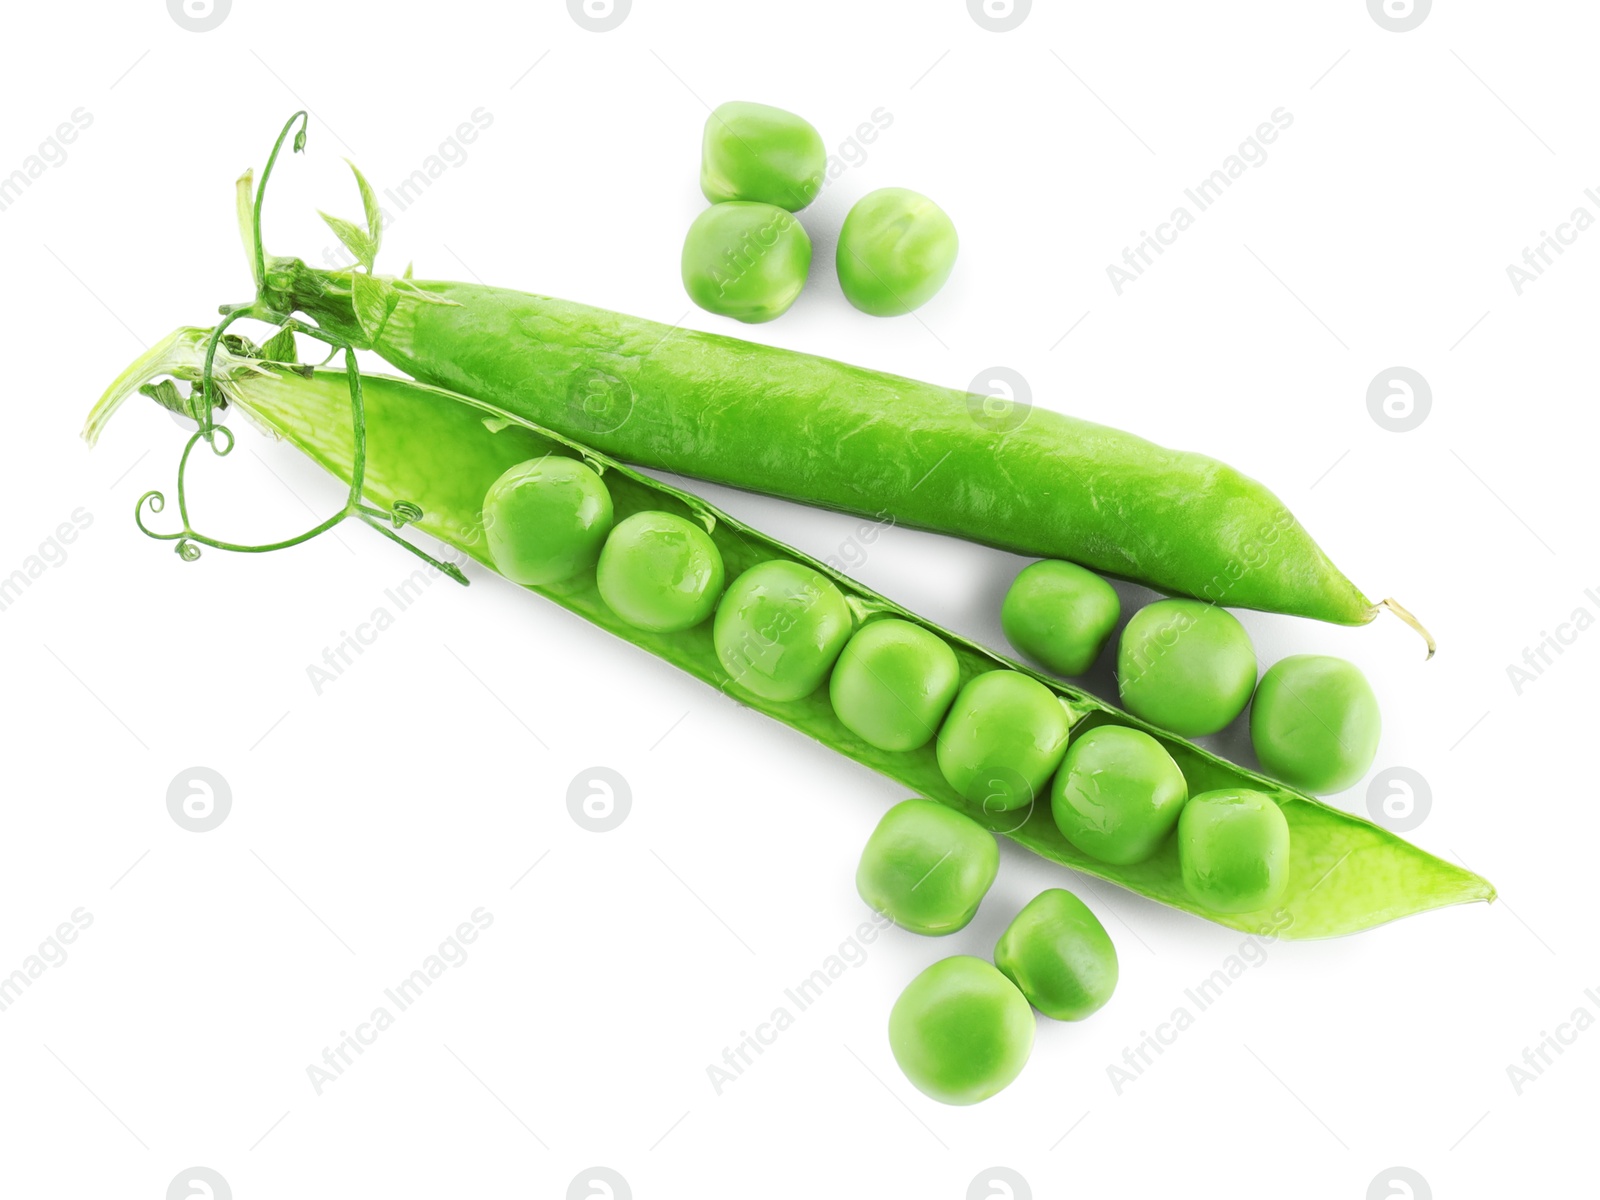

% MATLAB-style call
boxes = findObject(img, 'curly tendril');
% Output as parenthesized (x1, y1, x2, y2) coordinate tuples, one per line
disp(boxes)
(121, 115, 468, 588)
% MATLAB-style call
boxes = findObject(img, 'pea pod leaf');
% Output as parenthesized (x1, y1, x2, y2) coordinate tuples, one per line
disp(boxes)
(261, 326, 299, 365)
(319, 211, 375, 273)
(350, 272, 398, 342)
(346, 159, 384, 257)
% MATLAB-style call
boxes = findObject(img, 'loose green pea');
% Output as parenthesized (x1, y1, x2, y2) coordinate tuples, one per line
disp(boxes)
(701, 101, 826, 211)
(1178, 788, 1290, 914)
(993, 889, 1118, 1021)
(856, 799, 998, 935)
(1002, 560, 1121, 676)
(1250, 655, 1381, 794)
(1117, 599, 1257, 736)
(936, 671, 1071, 813)
(595, 511, 725, 633)
(836, 187, 959, 316)
(830, 620, 960, 752)
(713, 559, 853, 701)
(681, 202, 812, 324)
(482, 456, 613, 586)
(1050, 726, 1188, 865)
(888, 956, 1034, 1106)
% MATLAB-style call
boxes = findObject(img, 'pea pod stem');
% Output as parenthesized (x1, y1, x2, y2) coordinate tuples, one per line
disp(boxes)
(84, 332, 1493, 939)
(1377, 598, 1437, 661)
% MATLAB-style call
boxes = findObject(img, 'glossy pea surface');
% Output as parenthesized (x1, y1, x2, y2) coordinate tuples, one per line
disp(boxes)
(936, 671, 1071, 813)
(595, 511, 724, 632)
(713, 559, 853, 701)
(856, 799, 998, 935)
(681, 202, 812, 324)
(1002, 560, 1121, 676)
(1250, 655, 1381, 794)
(1178, 788, 1290, 914)
(1118, 599, 1257, 736)
(836, 188, 958, 316)
(1050, 725, 1188, 865)
(830, 619, 960, 751)
(993, 889, 1118, 1022)
(482, 456, 613, 586)
(888, 956, 1034, 1106)
(701, 101, 826, 211)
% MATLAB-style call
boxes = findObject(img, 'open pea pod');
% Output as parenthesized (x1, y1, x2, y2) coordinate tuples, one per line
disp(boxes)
(87, 331, 1494, 939)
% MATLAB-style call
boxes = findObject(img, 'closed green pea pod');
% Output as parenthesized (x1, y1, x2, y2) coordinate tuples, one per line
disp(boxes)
(830, 619, 960, 752)
(1179, 789, 1290, 914)
(936, 671, 1071, 812)
(994, 889, 1118, 1021)
(1250, 655, 1381, 794)
(888, 956, 1034, 1106)
(714, 559, 853, 701)
(856, 799, 998, 935)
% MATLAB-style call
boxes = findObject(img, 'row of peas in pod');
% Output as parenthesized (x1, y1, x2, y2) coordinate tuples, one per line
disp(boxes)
(479, 454, 1380, 1105)
(683, 101, 959, 322)
(1000, 559, 1384, 795)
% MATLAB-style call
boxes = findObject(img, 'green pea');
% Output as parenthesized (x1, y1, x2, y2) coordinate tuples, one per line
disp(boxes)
(888, 956, 1034, 1106)
(595, 511, 724, 633)
(993, 889, 1118, 1021)
(856, 799, 998, 935)
(1001, 560, 1121, 676)
(681, 202, 812, 324)
(482, 456, 613, 586)
(1117, 599, 1257, 736)
(1050, 726, 1188, 865)
(1178, 788, 1290, 914)
(836, 187, 959, 317)
(713, 559, 853, 701)
(936, 671, 1071, 813)
(1250, 655, 1381, 794)
(701, 101, 826, 212)
(830, 620, 960, 752)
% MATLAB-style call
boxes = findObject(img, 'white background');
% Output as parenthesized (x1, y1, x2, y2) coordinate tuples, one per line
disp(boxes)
(1, 1, 1594, 1197)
